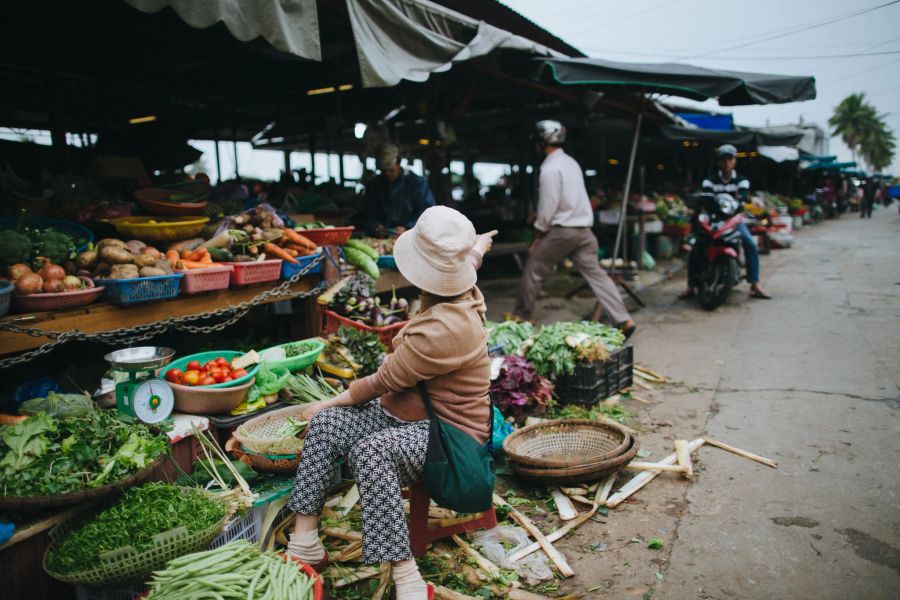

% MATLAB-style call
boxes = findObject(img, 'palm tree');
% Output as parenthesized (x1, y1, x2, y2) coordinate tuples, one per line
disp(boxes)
(861, 122, 896, 172)
(829, 93, 879, 165)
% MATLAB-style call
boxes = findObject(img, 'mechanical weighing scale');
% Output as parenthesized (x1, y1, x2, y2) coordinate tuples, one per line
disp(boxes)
(104, 346, 176, 425)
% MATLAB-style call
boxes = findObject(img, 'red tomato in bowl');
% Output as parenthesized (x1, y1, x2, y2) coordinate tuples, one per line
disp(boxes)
(231, 368, 248, 379)
(199, 375, 216, 386)
(164, 369, 183, 384)
(186, 360, 201, 372)
(211, 371, 226, 383)
(216, 357, 228, 367)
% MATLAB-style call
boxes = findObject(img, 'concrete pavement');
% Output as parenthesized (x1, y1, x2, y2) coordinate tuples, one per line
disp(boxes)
(480, 206, 899, 598)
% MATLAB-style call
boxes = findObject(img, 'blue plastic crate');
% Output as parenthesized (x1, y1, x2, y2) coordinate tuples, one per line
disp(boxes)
(0, 280, 11, 318)
(280, 251, 323, 279)
(376, 255, 397, 270)
(96, 273, 184, 306)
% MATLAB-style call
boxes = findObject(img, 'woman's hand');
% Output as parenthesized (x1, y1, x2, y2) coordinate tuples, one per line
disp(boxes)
(299, 389, 355, 420)
(473, 230, 498, 257)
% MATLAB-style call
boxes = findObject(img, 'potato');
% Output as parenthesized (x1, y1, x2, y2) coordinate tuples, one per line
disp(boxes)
(153, 258, 174, 275)
(139, 266, 166, 277)
(75, 250, 99, 270)
(125, 240, 146, 254)
(140, 246, 162, 259)
(110, 264, 139, 279)
(133, 253, 157, 268)
(97, 238, 126, 250)
(92, 260, 112, 278)
(100, 246, 136, 265)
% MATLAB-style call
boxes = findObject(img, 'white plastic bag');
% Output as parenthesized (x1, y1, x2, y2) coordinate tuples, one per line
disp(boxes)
(472, 526, 553, 584)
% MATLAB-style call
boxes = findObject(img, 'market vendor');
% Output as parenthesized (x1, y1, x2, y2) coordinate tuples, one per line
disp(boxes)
(360, 144, 436, 236)
(512, 120, 636, 338)
(286, 206, 496, 600)
(680, 144, 771, 300)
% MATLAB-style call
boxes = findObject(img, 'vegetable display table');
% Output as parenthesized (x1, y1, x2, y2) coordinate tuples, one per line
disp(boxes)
(0, 279, 316, 356)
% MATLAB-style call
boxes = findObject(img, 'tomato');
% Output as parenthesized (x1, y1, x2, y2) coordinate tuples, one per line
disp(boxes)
(183, 370, 201, 386)
(186, 360, 201, 372)
(164, 368, 183, 384)
(199, 375, 216, 386)
(231, 368, 248, 379)
(203, 361, 217, 372)
(215, 357, 228, 367)
(211, 371, 226, 383)
(223, 375, 234, 382)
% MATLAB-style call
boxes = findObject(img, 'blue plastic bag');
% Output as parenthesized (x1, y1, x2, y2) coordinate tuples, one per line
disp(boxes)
(490, 406, 514, 456)
(0, 522, 14, 545)
(12, 377, 61, 408)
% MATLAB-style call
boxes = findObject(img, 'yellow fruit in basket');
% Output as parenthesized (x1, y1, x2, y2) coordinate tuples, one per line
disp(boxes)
(148, 219, 158, 224)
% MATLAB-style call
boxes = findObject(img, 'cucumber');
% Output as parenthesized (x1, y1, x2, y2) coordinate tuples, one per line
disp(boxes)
(344, 247, 380, 280)
(345, 239, 379, 261)
(206, 247, 234, 262)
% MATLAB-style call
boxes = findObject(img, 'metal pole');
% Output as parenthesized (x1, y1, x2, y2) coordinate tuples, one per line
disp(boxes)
(213, 130, 222, 183)
(611, 113, 643, 269)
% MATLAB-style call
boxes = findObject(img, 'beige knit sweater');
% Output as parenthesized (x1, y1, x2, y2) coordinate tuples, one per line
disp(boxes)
(348, 287, 491, 443)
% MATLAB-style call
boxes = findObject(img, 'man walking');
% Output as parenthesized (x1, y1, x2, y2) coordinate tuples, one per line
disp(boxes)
(681, 144, 771, 300)
(513, 120, 636, 337)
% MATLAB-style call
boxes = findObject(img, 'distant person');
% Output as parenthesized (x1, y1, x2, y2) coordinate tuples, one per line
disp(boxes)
(361, 144, 436, 237)
(512, 120, 636, 338)
(680, 144, 771, 300)
(861, 176, 877, 218)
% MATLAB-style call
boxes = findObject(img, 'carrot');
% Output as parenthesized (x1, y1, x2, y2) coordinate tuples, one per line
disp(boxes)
(263, 242, 298, 263)
(286, 244, 316, 256)
(165, 249, 180, 268)
(281, 229, 316, 250)
(178, 259, 215, 270)
(284, 248, 299, 258)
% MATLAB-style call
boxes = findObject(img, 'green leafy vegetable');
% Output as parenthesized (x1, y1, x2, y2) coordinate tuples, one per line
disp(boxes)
(18, 392, 96, 418)
(526, 321, 626, 378)
(0, 411, 167, 497)
(284, 374, 338, 404)
(45, 483, 228, 575)
(486, 320, 534, 355)
(648, 538, 664, 550)
(337, 325, 386, 376)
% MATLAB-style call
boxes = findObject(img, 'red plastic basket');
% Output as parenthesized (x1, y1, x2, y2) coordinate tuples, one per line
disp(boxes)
(293, 226, 354, 247)
(322, 308, 407, 351)
(222, 260, 282, 286)
(10, 286, 105, 313)
(179, 265, 234, 294)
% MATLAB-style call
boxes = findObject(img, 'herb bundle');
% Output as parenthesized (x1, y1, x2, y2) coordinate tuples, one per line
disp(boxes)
(337, 325, 387, 376)
(486, 320, 534, 355)
(526, 321, 626, 378)
(490, 355, 554, 422)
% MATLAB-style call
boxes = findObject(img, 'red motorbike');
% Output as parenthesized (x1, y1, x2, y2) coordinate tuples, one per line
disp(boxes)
(688, 192, 745, 310)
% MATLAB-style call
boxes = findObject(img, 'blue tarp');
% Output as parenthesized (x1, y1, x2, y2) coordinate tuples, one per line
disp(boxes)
(676, 112, 734, 130)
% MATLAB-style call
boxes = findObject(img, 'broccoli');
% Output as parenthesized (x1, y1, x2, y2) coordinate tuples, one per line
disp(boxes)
(29, 229, 76, 264)
(0, 230, 32, 266)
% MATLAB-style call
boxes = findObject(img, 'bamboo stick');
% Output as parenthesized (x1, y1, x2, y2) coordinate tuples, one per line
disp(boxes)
(630, 394, 652, 404)
(675, 439, 693, 478)
(704, 437, 777, 468)
(429, 515, 485, 528)
(550, 488, 579, 520)
(335, 546, 363, 562)
(606, 438, 704, 508)
(509, 506, 597, 563)
(567, 494, 596, 506)
(624, 461, 690, 473)
(434, 585, 481, 600)
(634, 365, 667, 382)
(602, 394, 621, 405)
(322, 527, 363, 542)
(429, 506, 457, 519)
(331, 566, 380, 587)
(337, 484, 360, 512)
(586, 481, 601, 493)
(561, 486, 589, 496)
(371, 563, 392, 600)
(493, 494, 574, 577)
(451, 534, 500, 576)
(633, 379, 655, 391)
(595, 472, 617, 507)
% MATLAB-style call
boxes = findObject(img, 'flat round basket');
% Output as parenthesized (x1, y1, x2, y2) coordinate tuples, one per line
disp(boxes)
(502, 419, 631, 468)
(43, 489, 232, 586)
(0, 454, 165, 511)
(170, 377, 255, 415)
(11, 286, 105, 313)
(226, 436, 300, 474)
(509, 437, 639, 485)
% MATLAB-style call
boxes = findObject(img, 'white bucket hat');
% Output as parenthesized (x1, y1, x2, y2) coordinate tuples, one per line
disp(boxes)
(393, 206, 477, 296)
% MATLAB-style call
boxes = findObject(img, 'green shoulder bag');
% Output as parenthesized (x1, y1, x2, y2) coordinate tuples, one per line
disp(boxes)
(417, 382, 495, 513)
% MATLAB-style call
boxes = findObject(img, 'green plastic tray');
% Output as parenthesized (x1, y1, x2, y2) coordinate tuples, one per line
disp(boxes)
(165, 350, 259, 389)
(258, 339, 324, 373)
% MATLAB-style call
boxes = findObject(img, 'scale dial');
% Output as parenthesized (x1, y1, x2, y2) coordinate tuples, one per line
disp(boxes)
(130, 379, 174, 424)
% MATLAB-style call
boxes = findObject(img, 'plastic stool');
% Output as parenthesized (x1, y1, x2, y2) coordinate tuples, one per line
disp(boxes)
(407, 480, 497, 557)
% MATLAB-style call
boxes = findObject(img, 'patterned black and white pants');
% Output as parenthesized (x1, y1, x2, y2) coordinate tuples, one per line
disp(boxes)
(288, 400, 429, 563)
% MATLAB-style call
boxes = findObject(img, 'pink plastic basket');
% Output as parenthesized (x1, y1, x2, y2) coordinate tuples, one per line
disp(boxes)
(222, 260, 282, 286)
(11, 286, 105, 313)
(322, 308, 407, 351)
(179, 265, 234, 294)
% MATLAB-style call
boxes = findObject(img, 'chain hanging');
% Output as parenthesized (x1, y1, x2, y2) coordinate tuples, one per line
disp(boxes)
(0, 255, 324, 369)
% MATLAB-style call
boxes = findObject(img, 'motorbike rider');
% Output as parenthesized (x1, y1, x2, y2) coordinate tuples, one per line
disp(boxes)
(680, 144, 771, 300)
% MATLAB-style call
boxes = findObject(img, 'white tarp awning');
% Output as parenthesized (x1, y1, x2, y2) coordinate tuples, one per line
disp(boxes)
(346, 0, 562, 88)
(758, 145, 800, 163)
(123, 0, 321, 62)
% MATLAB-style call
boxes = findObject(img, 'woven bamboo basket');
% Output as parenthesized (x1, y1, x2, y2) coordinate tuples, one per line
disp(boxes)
(508, 437, 639, 485)
(502, 419, 631, 469)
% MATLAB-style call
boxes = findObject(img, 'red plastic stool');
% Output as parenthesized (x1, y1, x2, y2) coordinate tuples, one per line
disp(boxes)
(407, 480, 497, 556)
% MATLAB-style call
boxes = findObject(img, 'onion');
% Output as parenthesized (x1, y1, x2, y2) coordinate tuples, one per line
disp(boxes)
(64, 275, 83, 290)
(9, 263, 32, 280)
(43, 278, 65, 293)
(38, 261, 66, 281)
(15, 273, 43, 295)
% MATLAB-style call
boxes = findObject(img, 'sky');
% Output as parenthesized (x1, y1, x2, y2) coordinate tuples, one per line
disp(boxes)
(503, 0, 900, 174)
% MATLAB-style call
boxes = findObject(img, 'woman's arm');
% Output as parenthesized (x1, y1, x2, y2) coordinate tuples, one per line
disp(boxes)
(299, 389, 355, 420)
(469, 230, 498, 271)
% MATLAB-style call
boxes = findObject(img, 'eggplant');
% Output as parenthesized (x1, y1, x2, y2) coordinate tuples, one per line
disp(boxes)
(384, 315, 402, 325)
(396, 297, 409, 311)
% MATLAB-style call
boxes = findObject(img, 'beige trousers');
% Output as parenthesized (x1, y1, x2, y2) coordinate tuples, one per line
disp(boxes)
(515, 226, 631, 324)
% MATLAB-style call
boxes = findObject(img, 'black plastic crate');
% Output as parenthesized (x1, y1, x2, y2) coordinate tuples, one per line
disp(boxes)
(554, 346, 634, 406)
